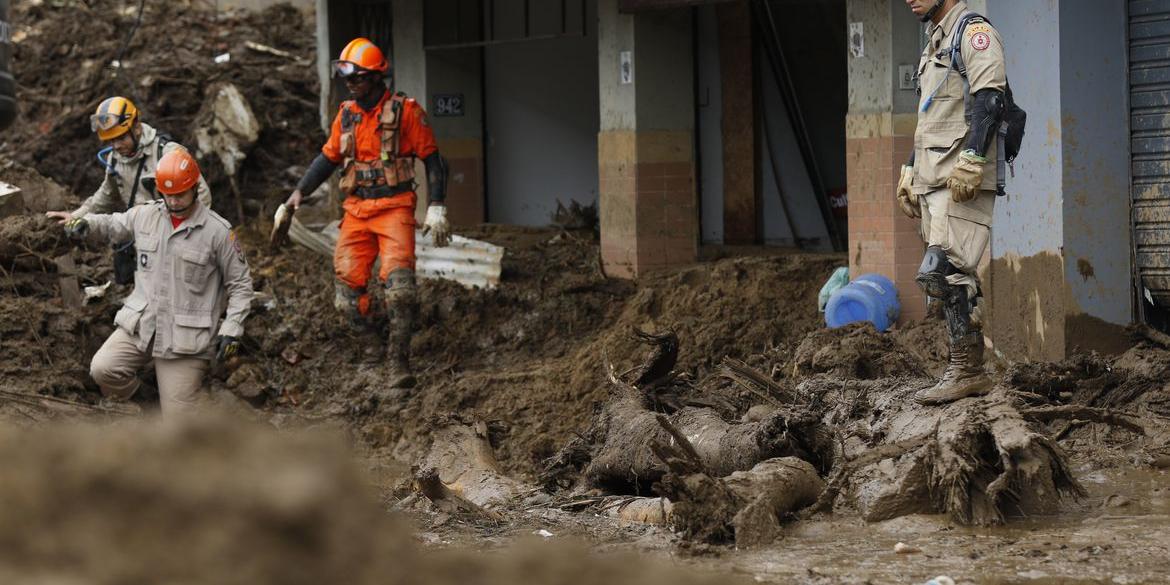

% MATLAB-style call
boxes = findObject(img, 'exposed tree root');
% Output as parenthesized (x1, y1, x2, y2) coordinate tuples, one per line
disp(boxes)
(655, 453, 823, 547)
(809, 380, 1085, 525)
(414, 416, 528, 511)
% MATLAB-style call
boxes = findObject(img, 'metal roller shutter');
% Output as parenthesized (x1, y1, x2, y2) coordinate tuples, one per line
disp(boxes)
(1131, 0, 1170, 307)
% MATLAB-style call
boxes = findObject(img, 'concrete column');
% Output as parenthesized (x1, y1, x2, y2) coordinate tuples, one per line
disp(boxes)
(598, 0, 697, 278)
(845, 0, 925, 323)
(315, 0, 332, 132)
(392, 0, 426, 99)
(718, 1, 755, 244)
(985, 0, 1132, 360)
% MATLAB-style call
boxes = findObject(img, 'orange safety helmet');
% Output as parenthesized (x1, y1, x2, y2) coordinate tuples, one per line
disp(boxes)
(155, 149, 201, 195)
(332, 37, 389, 77)
(90, 96, 139, 141)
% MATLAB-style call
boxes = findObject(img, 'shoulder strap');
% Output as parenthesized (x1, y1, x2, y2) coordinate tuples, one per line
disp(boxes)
(155, 132, 171, 160)
(949, 12, 988, 78)
(126, 157, 147, 211)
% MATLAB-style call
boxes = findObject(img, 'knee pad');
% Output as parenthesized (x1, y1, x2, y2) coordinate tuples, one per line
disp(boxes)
(334, 284, 370, 323)
(916, 246, 960, 300)
(384, 268, 417, 305)
(969, 287, 984, 331)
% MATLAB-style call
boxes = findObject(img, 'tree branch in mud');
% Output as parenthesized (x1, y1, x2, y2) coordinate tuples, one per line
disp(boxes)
(1020, 405, 1149, 436)
(719, 357, 796, 405)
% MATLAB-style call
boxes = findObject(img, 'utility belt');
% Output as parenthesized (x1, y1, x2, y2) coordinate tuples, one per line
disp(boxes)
(353, 182, 414, 200)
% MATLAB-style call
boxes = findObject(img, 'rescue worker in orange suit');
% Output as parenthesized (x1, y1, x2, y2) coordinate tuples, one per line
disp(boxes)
(284, 37, 450, 391)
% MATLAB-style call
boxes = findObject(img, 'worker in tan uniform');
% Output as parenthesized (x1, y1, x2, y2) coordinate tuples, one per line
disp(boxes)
(898, 0, 1007, 404)
(64, 149, 253, 416)
(47, 96, 212, 285)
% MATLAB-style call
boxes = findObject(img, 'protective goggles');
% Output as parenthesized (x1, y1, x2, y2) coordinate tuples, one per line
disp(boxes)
(90, 112, 130, 133)
(331, 60, 375, 78)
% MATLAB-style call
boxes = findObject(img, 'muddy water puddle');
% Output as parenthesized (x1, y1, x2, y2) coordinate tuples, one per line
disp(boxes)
(721, 466, 1170, 584)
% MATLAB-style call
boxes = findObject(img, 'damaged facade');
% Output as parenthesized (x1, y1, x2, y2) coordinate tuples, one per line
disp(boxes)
(316, 0, 1147, 362)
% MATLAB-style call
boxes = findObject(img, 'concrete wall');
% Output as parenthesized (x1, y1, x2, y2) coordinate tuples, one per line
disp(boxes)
(1057, 0, 1132, 340)
(984, 1, 1066, 359)
(986, 0, 1132, 359)
(428, 47, 486, 225)
(484, 0, 600, 225)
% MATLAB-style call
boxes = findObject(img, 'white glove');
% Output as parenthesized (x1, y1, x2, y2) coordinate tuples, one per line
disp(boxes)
(423, 204, 451, 248)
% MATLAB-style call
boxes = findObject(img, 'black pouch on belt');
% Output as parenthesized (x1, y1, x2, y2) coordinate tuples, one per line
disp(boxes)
(112, 154, 149, 286)
(112, 240, 137, 285)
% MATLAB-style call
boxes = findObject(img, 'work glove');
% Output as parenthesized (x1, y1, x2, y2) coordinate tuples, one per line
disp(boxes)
(284, 189, 304, 211)
(896, 165, 920, 219)
(64, 217, 90, 240)
(423, 204, 451, 248)
(947, 150, 988, 203)
(215, 335, 240, 362)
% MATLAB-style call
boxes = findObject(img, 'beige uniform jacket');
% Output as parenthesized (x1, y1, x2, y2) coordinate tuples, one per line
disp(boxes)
(72, 123, 213, 219)
(85, 200, 253, 360)
(912, 2, 1007, 195)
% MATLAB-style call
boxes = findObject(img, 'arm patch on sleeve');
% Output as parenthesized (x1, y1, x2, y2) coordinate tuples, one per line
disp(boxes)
(229, 231, 247, 265)
(970, 32, 991, 51)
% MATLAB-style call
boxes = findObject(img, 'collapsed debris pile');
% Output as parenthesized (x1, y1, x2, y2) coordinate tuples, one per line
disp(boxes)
(2, 1, 1170, 572)
(5, 0, 320, 218)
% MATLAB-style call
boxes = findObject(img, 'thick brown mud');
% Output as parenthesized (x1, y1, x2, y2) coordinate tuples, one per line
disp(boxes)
(3, 2, 1170, 583)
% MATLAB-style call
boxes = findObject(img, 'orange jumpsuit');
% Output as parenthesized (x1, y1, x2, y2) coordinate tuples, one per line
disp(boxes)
(321, 91, 438, 315)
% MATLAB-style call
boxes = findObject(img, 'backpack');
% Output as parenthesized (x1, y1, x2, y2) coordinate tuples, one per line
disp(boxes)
(947, 12, 1027, 192)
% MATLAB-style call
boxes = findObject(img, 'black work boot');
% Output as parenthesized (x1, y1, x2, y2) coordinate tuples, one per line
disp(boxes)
(914, 332, 992, 405)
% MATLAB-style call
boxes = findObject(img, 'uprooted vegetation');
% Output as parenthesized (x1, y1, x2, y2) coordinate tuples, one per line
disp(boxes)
(7, 1, 1170, 569)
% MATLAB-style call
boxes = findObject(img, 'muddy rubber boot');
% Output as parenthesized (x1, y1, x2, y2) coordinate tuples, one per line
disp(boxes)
(915, 333, 992, 405)
(383, 277, 418, 391)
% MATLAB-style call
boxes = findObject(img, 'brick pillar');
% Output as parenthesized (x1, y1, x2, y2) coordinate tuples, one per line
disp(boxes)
(718, 1, 756, 244)
(846, 0, 926, 324)
(845, 114, 924, 323)
(598, 1, 697, 278)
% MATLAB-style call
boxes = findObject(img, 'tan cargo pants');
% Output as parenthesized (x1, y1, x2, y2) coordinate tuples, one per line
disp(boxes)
(919, 188, 995, 299)
(90, 328, 209, 417)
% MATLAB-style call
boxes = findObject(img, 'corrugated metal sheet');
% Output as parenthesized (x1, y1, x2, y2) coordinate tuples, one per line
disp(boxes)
(289, 218, 504, 289)
(1131, 0, 1170, 306)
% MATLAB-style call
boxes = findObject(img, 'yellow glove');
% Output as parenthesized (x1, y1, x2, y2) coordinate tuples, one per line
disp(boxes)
(947, 150, 987, 203)
(896, 165, 920, 219)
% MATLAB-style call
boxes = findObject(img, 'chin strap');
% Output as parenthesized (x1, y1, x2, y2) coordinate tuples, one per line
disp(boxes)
(920, 0, 945, 22)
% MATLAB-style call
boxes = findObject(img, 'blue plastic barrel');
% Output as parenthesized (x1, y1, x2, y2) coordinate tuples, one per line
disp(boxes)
(824, 273, 900, 332)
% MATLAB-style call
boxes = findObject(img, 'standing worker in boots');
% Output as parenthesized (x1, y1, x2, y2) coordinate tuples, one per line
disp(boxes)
(284, 37, 451, 391)
(46, 96, 212, 285)
(898, 0, 1006, 404)
(64, 149, 253, 416)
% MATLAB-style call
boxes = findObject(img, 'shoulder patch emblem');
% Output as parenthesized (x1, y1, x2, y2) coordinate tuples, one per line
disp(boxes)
(966, 23, 991, 36)
(970, 31, 991, 51)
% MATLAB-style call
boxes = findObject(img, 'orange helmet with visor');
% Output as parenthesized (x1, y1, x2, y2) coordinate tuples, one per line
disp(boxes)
(331, 37, 389, 77)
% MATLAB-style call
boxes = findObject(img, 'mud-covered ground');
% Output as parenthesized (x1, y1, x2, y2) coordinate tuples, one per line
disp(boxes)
(4, 2, 1170, 584)
(4, 0, 319, 219)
